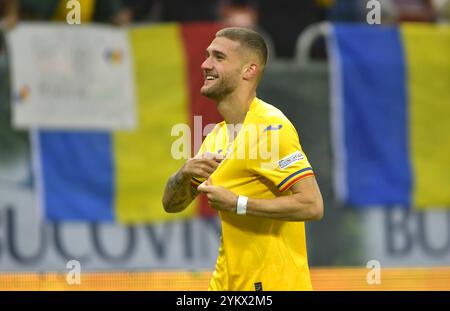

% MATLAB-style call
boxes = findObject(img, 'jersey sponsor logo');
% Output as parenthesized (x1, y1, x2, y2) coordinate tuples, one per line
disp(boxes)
(278, 151, 304, 169)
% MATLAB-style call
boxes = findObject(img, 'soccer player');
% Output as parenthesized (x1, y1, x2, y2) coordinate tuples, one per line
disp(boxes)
(162, 27, 323, 291)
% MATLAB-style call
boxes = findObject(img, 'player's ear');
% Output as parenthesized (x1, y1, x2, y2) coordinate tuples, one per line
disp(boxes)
(243, 63, 258, 81)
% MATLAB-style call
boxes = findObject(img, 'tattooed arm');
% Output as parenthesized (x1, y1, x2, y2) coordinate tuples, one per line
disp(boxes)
(162, 169, 199, 213)
(162, 153, 223, 213)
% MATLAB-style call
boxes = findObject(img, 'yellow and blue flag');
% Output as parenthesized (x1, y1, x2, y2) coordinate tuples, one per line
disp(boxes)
(34, 23, 224, 223)
(329, 24, 450, 208)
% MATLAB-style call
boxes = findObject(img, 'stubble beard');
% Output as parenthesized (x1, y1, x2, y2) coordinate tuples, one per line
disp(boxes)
(201, 73, 239, 101)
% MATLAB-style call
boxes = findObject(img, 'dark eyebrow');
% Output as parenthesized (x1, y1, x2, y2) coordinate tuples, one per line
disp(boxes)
(213, 50, 226, 58)
(206, 49, 227, 59)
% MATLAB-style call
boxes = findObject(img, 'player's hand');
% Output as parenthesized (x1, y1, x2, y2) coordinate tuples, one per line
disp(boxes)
(181, 152, 224, 179)
(197, 178, 238, 213)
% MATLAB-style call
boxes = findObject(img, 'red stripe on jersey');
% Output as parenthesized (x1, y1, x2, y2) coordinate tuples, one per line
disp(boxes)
(280, 172, 315, 192)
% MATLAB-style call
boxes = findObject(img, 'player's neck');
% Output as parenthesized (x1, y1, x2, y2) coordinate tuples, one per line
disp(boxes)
(217, 90, 256, 126)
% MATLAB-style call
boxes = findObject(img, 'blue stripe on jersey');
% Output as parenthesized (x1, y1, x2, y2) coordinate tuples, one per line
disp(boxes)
(277, 167, 313, 189)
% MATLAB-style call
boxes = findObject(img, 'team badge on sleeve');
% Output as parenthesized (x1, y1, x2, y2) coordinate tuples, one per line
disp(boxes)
(278, 151, 304, 169)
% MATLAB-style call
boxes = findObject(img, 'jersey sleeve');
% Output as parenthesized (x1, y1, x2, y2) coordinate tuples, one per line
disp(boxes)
(249, 120, 314, 193)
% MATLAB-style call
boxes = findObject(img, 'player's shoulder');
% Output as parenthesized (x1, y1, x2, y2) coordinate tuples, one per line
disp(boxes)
(251, 98, 295, 129)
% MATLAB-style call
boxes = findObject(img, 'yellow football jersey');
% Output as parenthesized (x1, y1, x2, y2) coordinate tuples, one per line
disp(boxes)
(192, 97, 314, 291)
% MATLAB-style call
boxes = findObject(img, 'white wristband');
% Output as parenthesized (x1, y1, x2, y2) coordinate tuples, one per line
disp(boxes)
(236, 195, 248, 215)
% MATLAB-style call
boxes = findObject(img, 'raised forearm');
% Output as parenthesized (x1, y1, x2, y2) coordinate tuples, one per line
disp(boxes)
(162, 170, 197, 213)
(245, 193, 323, 221)
(197, 177, 324, 221)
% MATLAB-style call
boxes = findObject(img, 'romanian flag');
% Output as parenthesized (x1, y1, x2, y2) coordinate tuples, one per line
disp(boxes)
(329, 24, 450, 208)
(35, 23, 223, 223)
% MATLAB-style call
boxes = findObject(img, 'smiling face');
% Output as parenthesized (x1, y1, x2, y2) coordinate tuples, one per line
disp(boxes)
(200, 37, 245, 100)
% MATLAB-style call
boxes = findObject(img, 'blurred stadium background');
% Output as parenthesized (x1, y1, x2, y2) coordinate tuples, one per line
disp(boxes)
(1, 0, 450, 291)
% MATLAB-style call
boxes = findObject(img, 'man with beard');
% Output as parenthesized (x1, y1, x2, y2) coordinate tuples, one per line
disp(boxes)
(162, 27, 323, 291)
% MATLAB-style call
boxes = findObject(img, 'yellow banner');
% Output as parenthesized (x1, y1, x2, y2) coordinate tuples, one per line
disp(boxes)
(114, 24, 195, 223)
(402, 24, 450, 208)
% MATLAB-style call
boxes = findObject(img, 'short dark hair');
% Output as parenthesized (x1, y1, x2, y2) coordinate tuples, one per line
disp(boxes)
(216, 27, 268, 67)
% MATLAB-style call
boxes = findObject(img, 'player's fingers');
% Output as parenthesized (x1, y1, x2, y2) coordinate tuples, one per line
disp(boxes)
(212, 153, 225, 163)
(197, 184, 207, 193)
(198, 183, 217, 194)
(198, 164, 215, 175)
(203, 152, 224, 163)
(206, 194, 217, 205)
(203, 159, 220, 170)
(197, 183, 213, 193)
(192, 168, 210, 179)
